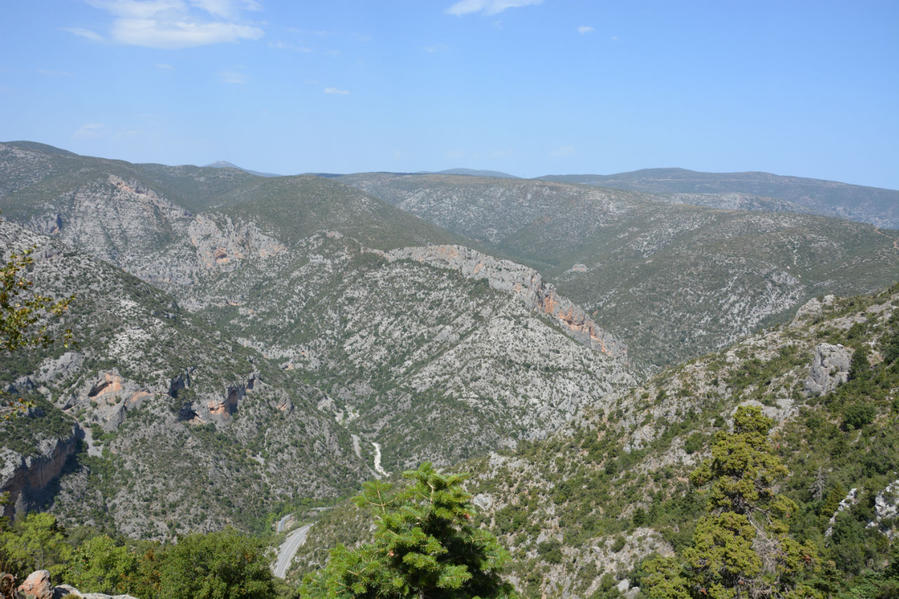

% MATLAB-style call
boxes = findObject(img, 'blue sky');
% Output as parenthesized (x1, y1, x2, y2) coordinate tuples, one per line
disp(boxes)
(1, 1, 897, 187)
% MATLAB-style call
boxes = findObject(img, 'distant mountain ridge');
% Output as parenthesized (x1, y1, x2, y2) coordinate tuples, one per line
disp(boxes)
(542, 167, 899, 229)
(433, 168, 519, 178)
(205, 160, 282, 178)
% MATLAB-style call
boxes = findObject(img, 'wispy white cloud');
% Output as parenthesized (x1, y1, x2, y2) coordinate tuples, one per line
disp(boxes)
(155, 62, 174, 69)
(446, 0, 542, 16)
(424, 43, 448, 54)
(324, 87, 349, 95)
(577, 25, 594, 35)
(63, 26, 105, 42)
(74, 123, 106, 139)
(190, 0, 260, 19)
(110, 17, 262, 48)
(220, 69, 246, 84)
(80, 0, 263, 49)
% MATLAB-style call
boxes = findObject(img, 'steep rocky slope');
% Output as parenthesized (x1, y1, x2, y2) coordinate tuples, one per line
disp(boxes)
(339, 173, 899, 369)
(0, 220, 367, 538)
(190, 234, 631, 468)
(0, 146, 633, 536)
(292, 285, 899, 597)
(3, 142, 896, 556)
(543, 167, 899, 229)
(5, 142, 896, 373)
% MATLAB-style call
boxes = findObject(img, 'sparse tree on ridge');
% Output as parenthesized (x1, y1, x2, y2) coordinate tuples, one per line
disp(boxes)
(642, 405, 821, 599)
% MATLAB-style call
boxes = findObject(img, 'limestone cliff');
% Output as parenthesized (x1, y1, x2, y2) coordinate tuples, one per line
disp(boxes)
(0, 424, 79, 520)
(385, 245, 626, 358)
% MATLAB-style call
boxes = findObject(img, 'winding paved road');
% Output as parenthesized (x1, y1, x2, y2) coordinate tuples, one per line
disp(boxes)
(273, 523, 312, 579)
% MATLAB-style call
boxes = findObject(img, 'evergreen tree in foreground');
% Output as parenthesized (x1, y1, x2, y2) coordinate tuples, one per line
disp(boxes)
(300, 463, 517, 599)
(642, 405, 821, 599)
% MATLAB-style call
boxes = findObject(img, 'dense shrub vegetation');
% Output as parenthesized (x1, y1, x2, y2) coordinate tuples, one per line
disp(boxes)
(0, 512, 289, 598)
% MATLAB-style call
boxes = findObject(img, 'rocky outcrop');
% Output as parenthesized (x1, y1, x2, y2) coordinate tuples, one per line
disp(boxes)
(68, 370, 152, 432)
(168, 370, 260, 424)
(203, 383, 245, 422)
(385, 245, 626, 358)
(167, 367, 194, 399)
(187, 214, 286, 270)
(790, 295, 835, 328)
(24, 175, 286, 292)
(0, 425, 79, 520)
(868, 478, 899, 540)
(17, 570, 52, 599)
(804, 343, 851, 396)
(825, 487, 859, 537)
(17, 571, 138, 599)
(54, 585, 139, 598)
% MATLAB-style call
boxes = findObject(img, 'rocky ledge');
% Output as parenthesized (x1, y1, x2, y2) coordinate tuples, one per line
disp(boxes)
(17, 570, 138, 599)
(384, 244, 627, 358)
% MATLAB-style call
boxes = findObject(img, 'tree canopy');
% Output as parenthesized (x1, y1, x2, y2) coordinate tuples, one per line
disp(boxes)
(300, 462, 517, 599)
(642, 405, 821, 599)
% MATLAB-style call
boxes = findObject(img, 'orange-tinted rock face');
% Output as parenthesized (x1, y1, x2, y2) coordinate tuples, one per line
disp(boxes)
(207, 401, 228, 416)
(539, 289, 612, 354)
(17, 570, 52, 599)
(385, 244, 627, 359)
(88, 372, 124, 398)
(128, 391, 151, 405)
(541, 294, 558, 316)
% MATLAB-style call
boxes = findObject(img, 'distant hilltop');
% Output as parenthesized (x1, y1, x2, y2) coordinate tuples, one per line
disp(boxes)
(205, 160, 282, 178)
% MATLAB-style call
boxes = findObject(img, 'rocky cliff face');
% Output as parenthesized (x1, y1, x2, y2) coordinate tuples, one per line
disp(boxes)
(0, 426, 79, 520)
(803, 342, 851, 396)
(22, 174, 286, 291)
(384, 244, 626, 357)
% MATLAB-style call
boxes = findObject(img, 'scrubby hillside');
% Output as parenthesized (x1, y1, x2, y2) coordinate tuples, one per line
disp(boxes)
(293, 285, 899, 598)
(0, 145, 633, 538)
(339, 173, 899, 369)
(543, 168, 899, 229)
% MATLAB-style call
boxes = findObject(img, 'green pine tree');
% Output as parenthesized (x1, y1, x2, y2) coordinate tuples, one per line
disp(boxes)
(643, 405, 821, 599)
(300, 462, 517, 599)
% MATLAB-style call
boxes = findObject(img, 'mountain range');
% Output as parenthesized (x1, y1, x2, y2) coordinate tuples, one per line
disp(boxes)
(0, 140, 897, 596)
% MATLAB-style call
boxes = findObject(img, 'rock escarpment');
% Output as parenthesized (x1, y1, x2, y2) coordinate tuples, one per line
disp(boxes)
(0, 425, 79, 520)
(385, 245, 626, 358)
(25, 174, 286, 291)
(17, 570, 138, 599)
(804, 342, 851, 396)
